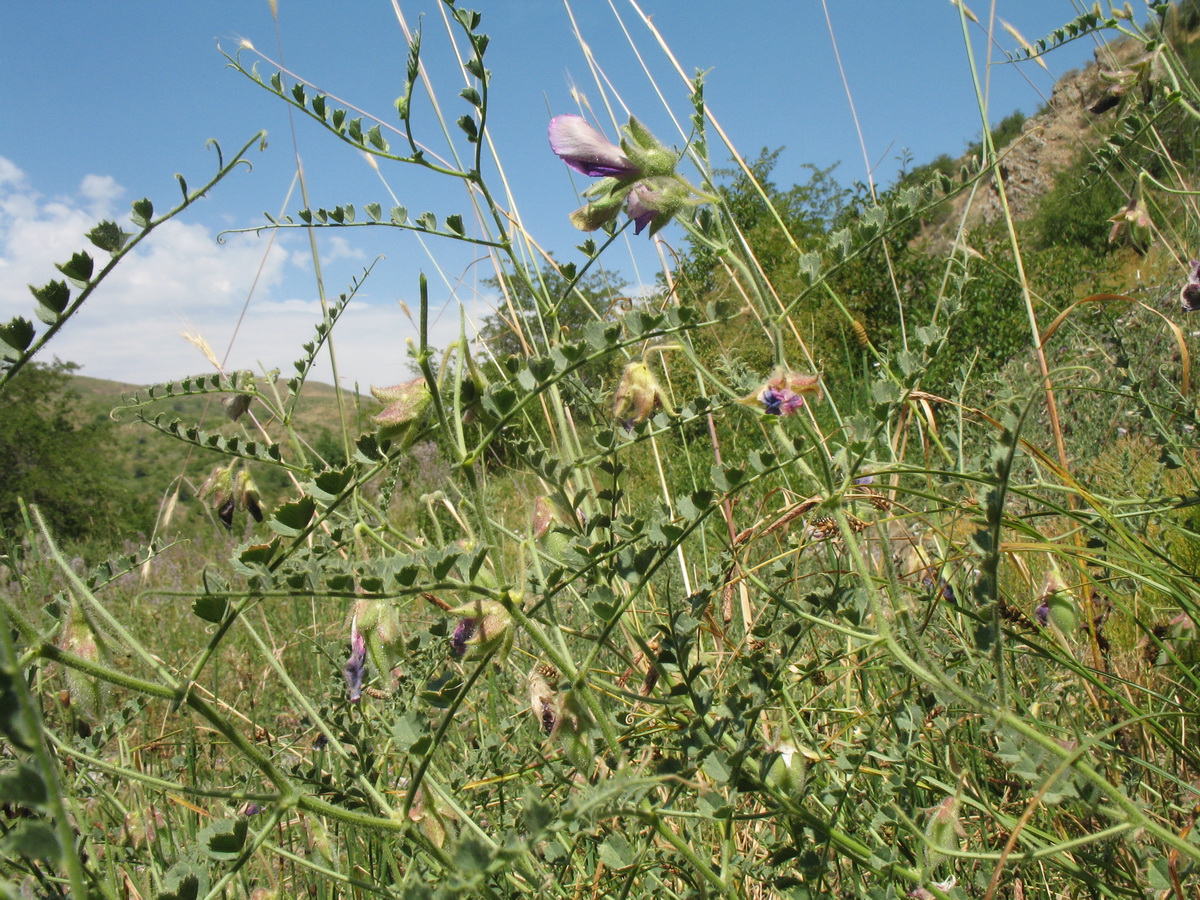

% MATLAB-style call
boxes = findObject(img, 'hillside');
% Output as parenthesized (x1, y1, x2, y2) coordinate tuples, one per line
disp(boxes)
(69, 371, 373, 536)
(916, 35, 1146, 255)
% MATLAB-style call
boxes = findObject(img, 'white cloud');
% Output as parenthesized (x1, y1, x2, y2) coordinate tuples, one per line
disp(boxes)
(0, 158, 25, 189)
(79, 173, 122, 214)
(0, 156, 484, 389)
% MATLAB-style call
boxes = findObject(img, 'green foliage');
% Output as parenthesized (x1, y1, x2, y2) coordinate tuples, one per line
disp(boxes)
(9, 8, 1200, 900)
(475, 261, 628, 368)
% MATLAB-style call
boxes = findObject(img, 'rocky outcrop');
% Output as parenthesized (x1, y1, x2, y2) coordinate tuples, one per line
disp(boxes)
(920, 37, 1145, 250)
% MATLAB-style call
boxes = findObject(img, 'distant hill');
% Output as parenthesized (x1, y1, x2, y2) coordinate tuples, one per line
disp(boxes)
(68, 371, 374, 535)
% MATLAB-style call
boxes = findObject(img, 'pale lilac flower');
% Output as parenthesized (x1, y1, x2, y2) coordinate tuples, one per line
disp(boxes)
(548, 115, 639, 179)
(761, 387, 806, 416)
(343, 619, 367, 702)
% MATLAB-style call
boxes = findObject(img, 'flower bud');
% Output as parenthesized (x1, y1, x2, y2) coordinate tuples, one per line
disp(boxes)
(762, 739, 804, 794)
(568, 193, 626, 232)
(621, 117, 677, 178)
(448, 600, 512, 658)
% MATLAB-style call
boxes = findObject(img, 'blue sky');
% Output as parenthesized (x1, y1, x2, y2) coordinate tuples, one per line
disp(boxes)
(0, 1, 1105, 389)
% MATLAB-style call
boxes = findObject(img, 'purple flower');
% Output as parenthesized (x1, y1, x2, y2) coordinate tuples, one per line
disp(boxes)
(1035, 598, 1050, 627)
(742, 370, 822, 417)
(451, 617, 478, 658)
(548, 115, 640, 179)
(760, 387, 806, 417)
(549, 115, 704, 237)
(624, 181, 660, 235)
(623, 176, 693, 237)
(343, 620, 367, 702)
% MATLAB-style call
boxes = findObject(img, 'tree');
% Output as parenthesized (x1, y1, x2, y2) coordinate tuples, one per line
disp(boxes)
(0, 361, 140, 544)
(674, 149, 848, 305)
(475, 261, 628, 363)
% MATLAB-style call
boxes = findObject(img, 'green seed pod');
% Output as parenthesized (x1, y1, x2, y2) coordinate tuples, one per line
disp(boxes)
(923, 794, 964, 871)
(762, 740, 805, 795)
(61, 603, 107, 722)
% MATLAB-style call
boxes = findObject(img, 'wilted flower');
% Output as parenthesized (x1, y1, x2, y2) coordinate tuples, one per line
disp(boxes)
(908, 878, 956, 900)
(1036, 570, 1078, 633)
(199, 463, 236, 530)
(531, 497, 557, 541)
(343, 617, 367, 702)
(450, 617, 477, 658)
(923, 794, 965, 870)
(407, 787, 451, 849)
(528, 662, 561, 736)
(1035, 597, 1050, 627)
(1181, 260, 1200, 313)
(222, 392, 252, 421)
(60, 603, 107, 722)
(370, 378, 431, 440)
(121, 807, 165, 849)
(1107, 193, 1152, 245)
(531, 495, 583, 540)
(199, 463, 263, 530)
(235, 469, 263, 523)
(612, 361, 668, 430)
(623, 176, 695, 236)
(549, 114, 708, 237)
(739, 369, 822, 417)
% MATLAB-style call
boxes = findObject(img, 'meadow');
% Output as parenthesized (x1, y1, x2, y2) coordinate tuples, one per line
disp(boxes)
(4, 3, 1200, 898)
